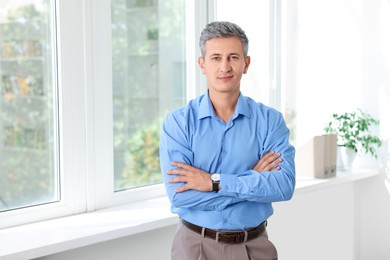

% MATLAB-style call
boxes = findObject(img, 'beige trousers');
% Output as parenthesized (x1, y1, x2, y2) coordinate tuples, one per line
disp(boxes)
(171, 222, 278, 260)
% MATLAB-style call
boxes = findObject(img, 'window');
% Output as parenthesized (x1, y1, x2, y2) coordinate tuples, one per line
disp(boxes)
(111, 0, 187, 190)
(280, 0, 379, 149)
(91, 0, 196, 208)
(0, 0, 88, 229)
(0, 1, 59, 212)
(214, 0, 271, 106)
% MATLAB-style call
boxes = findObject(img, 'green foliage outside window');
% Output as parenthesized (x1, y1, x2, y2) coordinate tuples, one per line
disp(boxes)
(117, 118, 162, 189)
(0, 2, 56, 211)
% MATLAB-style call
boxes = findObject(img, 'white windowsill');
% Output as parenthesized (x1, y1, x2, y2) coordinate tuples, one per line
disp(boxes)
(0, 169, 381, 260)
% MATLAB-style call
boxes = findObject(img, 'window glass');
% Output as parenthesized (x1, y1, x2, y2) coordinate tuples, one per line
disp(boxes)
(0, 0, 59, 211)
(111, 0, 186, 190)
(215, 0, 270, 105)
(281, 0, 366, 148)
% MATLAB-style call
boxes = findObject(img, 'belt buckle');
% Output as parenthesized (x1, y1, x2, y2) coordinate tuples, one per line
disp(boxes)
(234, 231, 248, 243)
(243, 230, 248, 242)
(215, 231, 220, 242)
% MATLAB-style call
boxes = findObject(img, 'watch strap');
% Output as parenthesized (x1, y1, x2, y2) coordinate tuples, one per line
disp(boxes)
(212, 181, 219, 192)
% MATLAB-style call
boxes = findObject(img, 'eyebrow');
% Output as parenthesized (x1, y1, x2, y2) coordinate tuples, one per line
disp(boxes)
(209, 52, 242, 57)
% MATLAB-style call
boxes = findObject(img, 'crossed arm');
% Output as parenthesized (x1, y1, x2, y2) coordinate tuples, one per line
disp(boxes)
(166, 150, 282, 193)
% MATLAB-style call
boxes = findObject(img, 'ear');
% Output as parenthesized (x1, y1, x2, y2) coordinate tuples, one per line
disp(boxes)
(198, 56, 207, 74)
(243, 56, 251, 74)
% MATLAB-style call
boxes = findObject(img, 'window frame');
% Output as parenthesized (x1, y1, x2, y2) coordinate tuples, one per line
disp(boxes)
(1, 0, 211, 228)
(87, 0, 211, 209)
(0, 0, 88, 229)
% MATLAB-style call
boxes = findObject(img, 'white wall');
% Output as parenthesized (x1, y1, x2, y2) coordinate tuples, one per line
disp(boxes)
(354, 171, 390, 260)
(270, 184, 355, 260)
(36, 225, 176, 260)
(37, 171, 390, 260)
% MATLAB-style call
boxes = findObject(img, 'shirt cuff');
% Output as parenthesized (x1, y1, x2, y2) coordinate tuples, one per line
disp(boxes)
(219, 174, 238, 196)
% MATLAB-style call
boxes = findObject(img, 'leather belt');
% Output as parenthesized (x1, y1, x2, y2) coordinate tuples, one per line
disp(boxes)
(181, 219, 266, 244)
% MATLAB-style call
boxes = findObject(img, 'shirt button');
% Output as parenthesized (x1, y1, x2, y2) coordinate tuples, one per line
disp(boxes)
(224, 219, 228, 223)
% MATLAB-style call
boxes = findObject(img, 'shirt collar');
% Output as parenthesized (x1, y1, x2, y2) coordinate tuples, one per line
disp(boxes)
(198, 91, 251, 120)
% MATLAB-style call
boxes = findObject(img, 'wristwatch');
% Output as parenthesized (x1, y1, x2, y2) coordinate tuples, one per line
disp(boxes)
(210, 173, 220, 192)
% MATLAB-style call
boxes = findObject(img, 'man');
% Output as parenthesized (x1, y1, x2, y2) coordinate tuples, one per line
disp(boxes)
(160, 21, 295, 260)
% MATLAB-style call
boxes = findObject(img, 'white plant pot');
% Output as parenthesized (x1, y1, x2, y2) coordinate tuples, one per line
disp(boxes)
(337, 146, 357, 171)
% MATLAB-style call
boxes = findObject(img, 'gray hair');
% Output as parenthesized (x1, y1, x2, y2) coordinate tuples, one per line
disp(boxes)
(199, 21, 249, 58)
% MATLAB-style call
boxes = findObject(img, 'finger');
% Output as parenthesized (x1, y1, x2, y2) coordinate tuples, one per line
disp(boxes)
(253, 151, 277, 169)
(253, 153, 282, 172)
(265, 152, 281, 164)
(253, 151, 274, 168)
(262, 150, 276, 159)
(262, 157, 282, 171)
(263, 150, 278, 160)
(174, 184, 189, 193)
(168, 176, 186, 183)
(171, 162, 203, 175)
(166, 168, 188, 175)
(171, 161, 196, 171)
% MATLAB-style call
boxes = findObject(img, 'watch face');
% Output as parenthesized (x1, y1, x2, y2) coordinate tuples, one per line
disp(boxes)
(211, 173, 220, 181)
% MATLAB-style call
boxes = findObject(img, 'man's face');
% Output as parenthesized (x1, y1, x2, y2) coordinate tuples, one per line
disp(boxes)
(198, 37, 250, 95)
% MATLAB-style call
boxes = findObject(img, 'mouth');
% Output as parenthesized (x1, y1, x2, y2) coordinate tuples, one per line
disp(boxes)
(218, 75, 234, 80)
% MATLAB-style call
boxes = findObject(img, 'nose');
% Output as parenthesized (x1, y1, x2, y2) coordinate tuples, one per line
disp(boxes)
(220, 59, 232, 72)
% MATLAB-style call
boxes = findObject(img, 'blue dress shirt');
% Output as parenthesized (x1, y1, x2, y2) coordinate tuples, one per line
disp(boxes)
(160, 91, 295, 230)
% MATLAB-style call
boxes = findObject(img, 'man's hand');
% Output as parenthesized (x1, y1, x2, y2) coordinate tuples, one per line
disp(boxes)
(252, 150, 282, 172)
(166, 162, 212, 193)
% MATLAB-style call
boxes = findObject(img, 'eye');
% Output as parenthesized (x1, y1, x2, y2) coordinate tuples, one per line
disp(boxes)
(231, 55, 240, 60)
(211, 56, 221, 61)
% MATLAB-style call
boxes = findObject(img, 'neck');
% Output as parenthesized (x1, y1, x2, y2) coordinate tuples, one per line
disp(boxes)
(209, 90, 239, 123)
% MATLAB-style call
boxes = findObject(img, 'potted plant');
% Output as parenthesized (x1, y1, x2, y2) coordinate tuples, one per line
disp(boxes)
(324, 109, 382, 169)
